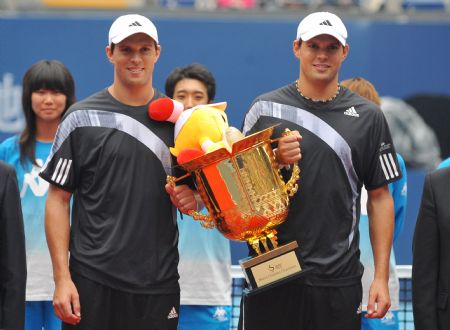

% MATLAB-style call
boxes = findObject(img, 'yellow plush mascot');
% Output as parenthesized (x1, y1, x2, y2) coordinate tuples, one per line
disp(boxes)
(148, 98, 243, 164)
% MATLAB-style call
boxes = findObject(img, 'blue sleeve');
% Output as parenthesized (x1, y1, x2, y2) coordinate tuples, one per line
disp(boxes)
(0, 136, 17, 162)
(388, 153, 407, 242)
(437, 157, 450, 169)
(0, 140, 6, 161)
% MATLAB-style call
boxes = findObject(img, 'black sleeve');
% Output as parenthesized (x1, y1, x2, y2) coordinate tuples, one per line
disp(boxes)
(0, 162, 26, 330)
(364, 109, 402, 190)
(39, 113, 78, 191)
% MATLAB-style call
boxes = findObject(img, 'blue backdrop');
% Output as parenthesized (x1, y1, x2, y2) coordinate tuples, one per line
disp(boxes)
(1, 12, 447, 264)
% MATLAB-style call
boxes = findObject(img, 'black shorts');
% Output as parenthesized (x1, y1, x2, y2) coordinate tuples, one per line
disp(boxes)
(62, 272, 180, 330)
(238, 279, 362, 330)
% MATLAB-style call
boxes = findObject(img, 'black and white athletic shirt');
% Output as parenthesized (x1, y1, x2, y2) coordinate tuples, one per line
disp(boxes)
(40, 89, 180, 295)
(242, 83, 401, 287)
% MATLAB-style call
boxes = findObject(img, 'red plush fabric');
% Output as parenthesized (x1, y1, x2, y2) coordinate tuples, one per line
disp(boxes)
(177, 148, 205, 164)
(148, 98, 174, 121)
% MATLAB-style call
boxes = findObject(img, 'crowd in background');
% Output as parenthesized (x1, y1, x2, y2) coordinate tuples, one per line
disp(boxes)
(1, 0, 450, 12)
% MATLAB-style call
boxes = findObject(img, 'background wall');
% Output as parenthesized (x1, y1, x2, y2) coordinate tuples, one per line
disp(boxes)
(1, 12, 448, 264)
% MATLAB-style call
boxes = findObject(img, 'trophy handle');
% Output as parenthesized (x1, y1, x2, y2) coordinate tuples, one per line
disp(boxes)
(187, 210, 216, 229)
(271, 128, 301, 197)
(166, 175, 216, 229)
(284, 163, 300, 197)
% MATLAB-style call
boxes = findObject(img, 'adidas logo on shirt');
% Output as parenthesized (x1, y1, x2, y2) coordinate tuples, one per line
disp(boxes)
(344, 106, 359, 117)
(382, 310, 395, 322)
(356, 302, 362, 314)
(167, 307, 178, 319)
(213, 306, 229, 322)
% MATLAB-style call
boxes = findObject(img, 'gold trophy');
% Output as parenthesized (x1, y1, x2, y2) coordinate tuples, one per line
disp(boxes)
(167, 126, 306, 293)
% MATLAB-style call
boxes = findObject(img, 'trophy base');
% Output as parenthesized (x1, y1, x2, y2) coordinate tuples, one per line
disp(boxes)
(239, 241, 308, 296)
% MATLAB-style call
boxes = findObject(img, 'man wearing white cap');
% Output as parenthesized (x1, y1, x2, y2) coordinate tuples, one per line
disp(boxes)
(239, 12, 401, 329)
(41, 14, 183, 329)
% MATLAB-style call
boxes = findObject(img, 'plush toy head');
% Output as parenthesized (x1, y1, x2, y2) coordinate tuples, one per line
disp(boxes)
(148, 98, 231, 164)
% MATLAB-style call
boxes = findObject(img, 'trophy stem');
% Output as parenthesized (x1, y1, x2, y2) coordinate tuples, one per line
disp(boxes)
(249, 237, 262, 255)
(248, 229, 280, 256)
(266, 230, 278, 249)
(260, 237, 270, 253)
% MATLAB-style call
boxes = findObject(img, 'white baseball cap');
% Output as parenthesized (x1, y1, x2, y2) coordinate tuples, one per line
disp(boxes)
(296, 12, 347, 46)
(108, 14, 159, 46)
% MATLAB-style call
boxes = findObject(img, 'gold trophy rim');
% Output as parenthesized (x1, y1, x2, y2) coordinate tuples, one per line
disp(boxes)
(178, 125, 279, 172)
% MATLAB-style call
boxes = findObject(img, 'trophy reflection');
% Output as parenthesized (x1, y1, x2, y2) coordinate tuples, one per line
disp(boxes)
(167, 126, 305, 292)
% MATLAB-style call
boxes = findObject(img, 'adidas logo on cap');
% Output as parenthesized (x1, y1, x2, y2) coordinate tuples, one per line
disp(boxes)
(129, 21, 142, 27)
(319, 20, 332, 26)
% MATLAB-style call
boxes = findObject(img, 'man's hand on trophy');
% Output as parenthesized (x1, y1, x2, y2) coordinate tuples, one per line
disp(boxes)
(165, 184, 200, 214)
(275, 130, 302, 165)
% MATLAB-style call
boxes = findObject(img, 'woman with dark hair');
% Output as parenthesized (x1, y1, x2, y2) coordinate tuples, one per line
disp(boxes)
(0, 59, 75, 330)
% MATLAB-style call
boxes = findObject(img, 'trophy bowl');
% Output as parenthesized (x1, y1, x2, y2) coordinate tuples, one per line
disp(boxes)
(167, 126, 299, 256)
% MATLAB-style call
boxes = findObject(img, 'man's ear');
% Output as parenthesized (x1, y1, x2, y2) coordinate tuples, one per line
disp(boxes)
(293, 40, 301, 60)
(106, 45, 114, 64)
(342, 43, 350, 61)
(154, 45, 162, 63)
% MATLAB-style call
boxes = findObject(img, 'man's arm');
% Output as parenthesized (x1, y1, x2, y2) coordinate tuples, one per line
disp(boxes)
(366, 185, 393, 318)
(45, 184, 81, 325)
(0, 166, 26, 330)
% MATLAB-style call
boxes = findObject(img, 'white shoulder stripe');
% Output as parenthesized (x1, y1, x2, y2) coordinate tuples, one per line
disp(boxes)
(379, 155, 390, 180)
(60, 159, 72, 185)
(387, 153, 399, 177)
(56, 159, 68, 184)
(383, 154, 394, 179)
(380, 153, 400, 179)
(50, 157, 73, 185)
(51, 158, 63, 182)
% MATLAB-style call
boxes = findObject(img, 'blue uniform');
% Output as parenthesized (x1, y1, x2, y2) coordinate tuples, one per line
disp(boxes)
(177, 211, 232, 330)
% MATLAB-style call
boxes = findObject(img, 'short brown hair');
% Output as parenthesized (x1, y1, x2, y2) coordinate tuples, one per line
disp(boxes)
(340, 77, 381, 106)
